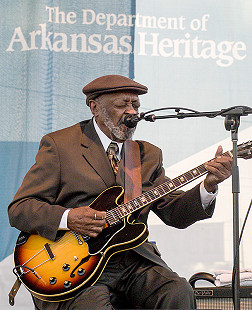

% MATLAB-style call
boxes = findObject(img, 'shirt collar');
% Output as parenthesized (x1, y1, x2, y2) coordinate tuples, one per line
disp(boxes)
(93, 118, 123, 159)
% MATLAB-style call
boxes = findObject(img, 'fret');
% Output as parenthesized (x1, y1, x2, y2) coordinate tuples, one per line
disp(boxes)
(172, 178, 181, 187)
(125, 204, 132, 213)
(120, 205, 128, 216)
(105, 215, 112, 226)
(142, 192, 151, 203)
(146, 192, 155, 204)
(198, 164, 207, 174)
(105, 210, 113, 223)
(152, 189, 161, 200)
(106, 209, 120, 225)
(147, 191, 156, 202)
(132, 199, 139, 209)
(156, 187, 164, 196)
(139, 195, 148, 204)
(147, 193, 153, 202)
(191, 167, 200, 177)
(143, 194, 150, 204)
(125, 202, 134, 212)
(111, 208, 121, 221)
(135, 197, 144, 208)
(114, 207, 123, 218)
(184, 171, 194, 181)
(161, 183, 170, 192)
(153, 189, 161, 198)
(127, 203, 135, 214)
(178, 175, 187, 183)
(159, 185, 167, 195)
(167, 181, 176, 189)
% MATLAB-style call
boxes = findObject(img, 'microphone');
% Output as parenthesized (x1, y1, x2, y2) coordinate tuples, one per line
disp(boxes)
(123, 114, 141, 128)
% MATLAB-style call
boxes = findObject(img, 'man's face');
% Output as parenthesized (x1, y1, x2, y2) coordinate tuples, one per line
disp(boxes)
(90, 92, 140, 142)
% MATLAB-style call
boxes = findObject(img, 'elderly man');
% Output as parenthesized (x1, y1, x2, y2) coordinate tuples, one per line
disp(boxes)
(8, 75, 232, 309)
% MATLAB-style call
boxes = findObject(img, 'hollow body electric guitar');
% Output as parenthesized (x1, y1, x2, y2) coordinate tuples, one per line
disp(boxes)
(13, 141, 252, 302)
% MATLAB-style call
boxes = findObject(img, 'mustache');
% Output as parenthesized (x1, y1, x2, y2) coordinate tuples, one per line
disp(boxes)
(118, 115, 135, 127)
(117, 117, 126, 127)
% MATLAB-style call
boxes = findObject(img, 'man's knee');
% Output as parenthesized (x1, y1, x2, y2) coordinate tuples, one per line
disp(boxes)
(161, 277, 195, 309)
(145, 276, 196, 309)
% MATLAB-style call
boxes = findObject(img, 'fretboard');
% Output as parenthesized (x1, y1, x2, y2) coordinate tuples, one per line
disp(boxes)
(106, 150, 232, 226)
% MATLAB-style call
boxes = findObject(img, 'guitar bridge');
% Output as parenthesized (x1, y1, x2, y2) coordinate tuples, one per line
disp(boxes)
(44, 243, 55, 260)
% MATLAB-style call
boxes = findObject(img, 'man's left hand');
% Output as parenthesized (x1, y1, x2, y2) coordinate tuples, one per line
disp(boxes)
(204, 145, 233, 193)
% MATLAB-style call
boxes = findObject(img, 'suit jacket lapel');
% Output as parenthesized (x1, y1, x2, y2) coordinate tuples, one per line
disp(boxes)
(80, 120, 116, 187)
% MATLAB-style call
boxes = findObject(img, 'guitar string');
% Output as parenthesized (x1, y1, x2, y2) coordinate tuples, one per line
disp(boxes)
(20, 247, 48, 266)
(21, 232, 82, 273)
(106, 163, 206, 224)
(106, 149, 235, 223)
(22, 258, 51, 275)
(20, 144, 250, 274)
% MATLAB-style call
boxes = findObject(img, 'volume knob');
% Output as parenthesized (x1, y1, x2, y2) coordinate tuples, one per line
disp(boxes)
(78, 268, 85, 276)
(49, 277, 57, 285)
(64, 280, 72, 289)
(62, 263, 70, 271)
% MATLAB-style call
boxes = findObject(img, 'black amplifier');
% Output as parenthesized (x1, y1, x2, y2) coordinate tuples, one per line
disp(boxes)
(194, 286, 252, 310)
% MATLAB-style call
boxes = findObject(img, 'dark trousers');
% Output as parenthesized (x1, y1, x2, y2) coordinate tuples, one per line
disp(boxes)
(34, 250, 196, 309)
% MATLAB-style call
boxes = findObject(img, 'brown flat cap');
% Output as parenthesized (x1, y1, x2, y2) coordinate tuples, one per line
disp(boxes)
(82, 75, 148, 105)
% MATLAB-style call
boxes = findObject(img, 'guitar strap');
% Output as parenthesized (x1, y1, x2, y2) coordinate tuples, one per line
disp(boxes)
(123, 139, 142, 203)
(9, 277, 21, 306)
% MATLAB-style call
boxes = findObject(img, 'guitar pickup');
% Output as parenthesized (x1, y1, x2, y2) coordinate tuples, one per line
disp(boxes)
(44, 243, 55, 260)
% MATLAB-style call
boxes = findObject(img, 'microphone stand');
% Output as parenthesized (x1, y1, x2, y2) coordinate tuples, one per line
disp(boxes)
(141, 106, 252, 310)
(222, 107, 246, 310)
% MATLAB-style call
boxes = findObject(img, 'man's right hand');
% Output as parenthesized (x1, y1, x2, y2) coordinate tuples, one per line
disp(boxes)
(67, 206, 106, 238)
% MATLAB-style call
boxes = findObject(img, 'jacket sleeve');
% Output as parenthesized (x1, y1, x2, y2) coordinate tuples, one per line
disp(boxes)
(138, 141, 215, 229)
(8, 135, 66, 241)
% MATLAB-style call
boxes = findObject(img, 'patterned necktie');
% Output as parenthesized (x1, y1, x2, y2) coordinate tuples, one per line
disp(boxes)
(106, 142, 119, 175)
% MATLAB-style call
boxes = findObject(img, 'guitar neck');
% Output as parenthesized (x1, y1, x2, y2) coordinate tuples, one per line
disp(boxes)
(106, 150, 232, 226)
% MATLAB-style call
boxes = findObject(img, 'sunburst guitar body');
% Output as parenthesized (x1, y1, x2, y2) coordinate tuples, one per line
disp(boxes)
(14, 186, 148, 302)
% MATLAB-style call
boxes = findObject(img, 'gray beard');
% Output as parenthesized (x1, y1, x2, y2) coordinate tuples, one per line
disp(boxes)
(100, 104, 136, 141)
